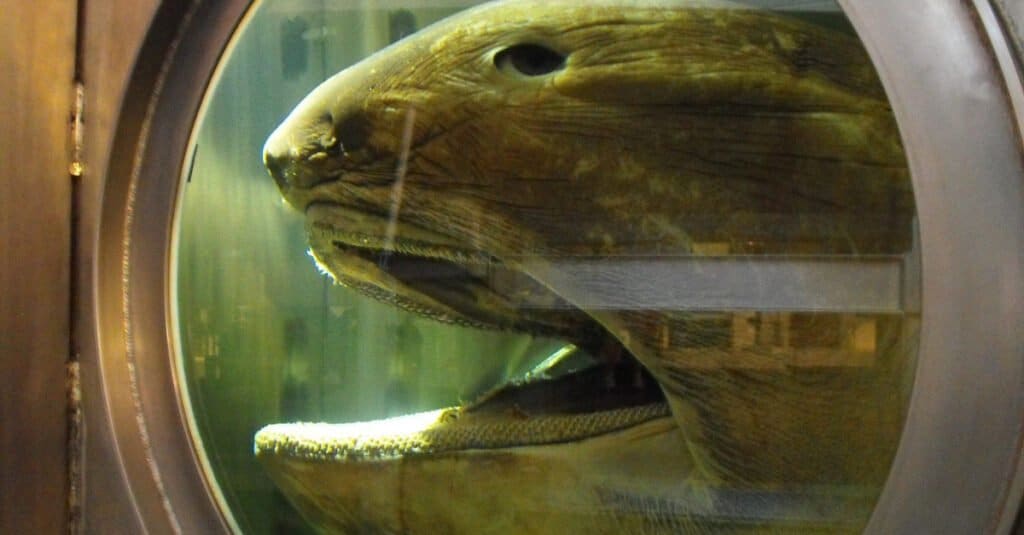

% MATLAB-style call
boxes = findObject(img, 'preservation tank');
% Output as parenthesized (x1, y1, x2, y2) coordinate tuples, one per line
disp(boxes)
(5, 0, 1019, 533)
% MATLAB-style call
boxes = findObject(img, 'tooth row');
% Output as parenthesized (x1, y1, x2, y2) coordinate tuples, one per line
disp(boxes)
(345, 279, 492, 330)
(254, 403, 671, 463)
(310, 222, 496, 264)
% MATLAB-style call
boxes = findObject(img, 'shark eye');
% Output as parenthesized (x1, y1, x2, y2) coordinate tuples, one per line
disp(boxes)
(494, 44, 566, 76)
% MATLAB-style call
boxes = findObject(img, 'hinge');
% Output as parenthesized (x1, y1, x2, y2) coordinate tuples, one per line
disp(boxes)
(69, 81, 84, 178)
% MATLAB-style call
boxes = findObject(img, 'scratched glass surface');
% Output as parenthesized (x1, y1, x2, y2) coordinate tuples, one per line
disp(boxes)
(174, 1, 920, 533)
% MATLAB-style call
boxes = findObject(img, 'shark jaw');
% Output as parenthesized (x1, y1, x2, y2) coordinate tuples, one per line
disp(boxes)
(252, 294, 673, 462)
(254, 413, 706, 535)
(287, 202, 673, 436)
(253, 202, 694, 533)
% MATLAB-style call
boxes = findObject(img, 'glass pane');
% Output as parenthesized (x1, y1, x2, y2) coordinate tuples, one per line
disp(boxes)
(174, 1, 919, 533)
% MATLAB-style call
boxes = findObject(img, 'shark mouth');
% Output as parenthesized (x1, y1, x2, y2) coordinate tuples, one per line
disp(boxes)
(255, 204, 671, 461)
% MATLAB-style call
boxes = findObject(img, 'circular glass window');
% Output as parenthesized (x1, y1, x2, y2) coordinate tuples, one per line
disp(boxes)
(173, 1, 920, 533)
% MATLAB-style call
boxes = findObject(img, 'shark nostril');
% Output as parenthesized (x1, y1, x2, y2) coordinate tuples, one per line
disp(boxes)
(315, 113, 340, 153)
(264, 144, 340, 190)
(320, 134, 342, 157)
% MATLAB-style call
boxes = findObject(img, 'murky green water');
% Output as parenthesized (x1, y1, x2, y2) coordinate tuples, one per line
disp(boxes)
(174, 3, 544, 531)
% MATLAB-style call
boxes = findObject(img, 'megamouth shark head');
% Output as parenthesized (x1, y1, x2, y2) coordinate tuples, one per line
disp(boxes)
(259, 1, 914, 532)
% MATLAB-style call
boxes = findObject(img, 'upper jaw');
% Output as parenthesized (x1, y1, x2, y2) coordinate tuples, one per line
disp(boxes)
(306, 202, 482, 261)
(303, 202, 595, 338)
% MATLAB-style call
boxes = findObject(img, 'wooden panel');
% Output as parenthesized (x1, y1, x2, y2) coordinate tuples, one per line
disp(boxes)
(0, 0, 76, 532)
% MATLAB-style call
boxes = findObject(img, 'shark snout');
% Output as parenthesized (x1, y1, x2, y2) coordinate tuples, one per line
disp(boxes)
(261, 139, 293, 193)
(263, 110, 343, 193)
(264, 102, 379, 200)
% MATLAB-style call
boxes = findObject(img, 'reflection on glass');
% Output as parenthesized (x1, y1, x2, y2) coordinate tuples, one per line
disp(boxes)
(175, 1, 919, 533)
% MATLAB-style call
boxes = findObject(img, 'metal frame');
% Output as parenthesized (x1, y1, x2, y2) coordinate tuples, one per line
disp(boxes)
(86, 1, 250, 532)
(839, 2, 1024, 532)
(83, 0, 1024, 533)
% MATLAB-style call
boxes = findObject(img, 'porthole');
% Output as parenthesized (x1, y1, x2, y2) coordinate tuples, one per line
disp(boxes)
(94, 1, 1024, 533)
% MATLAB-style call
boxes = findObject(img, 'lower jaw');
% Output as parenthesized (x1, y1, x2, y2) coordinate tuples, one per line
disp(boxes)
(254, 401, 670, 463)
(275, 206, 691, 531)
(255, 411, 689, 535)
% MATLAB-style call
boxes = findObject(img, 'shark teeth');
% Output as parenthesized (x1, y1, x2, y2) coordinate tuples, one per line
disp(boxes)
(254, 403, 671, 462)
(309, 218, 496, 265)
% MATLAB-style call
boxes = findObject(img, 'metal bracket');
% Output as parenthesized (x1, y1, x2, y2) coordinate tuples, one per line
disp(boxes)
(69, 81, 84, 178)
